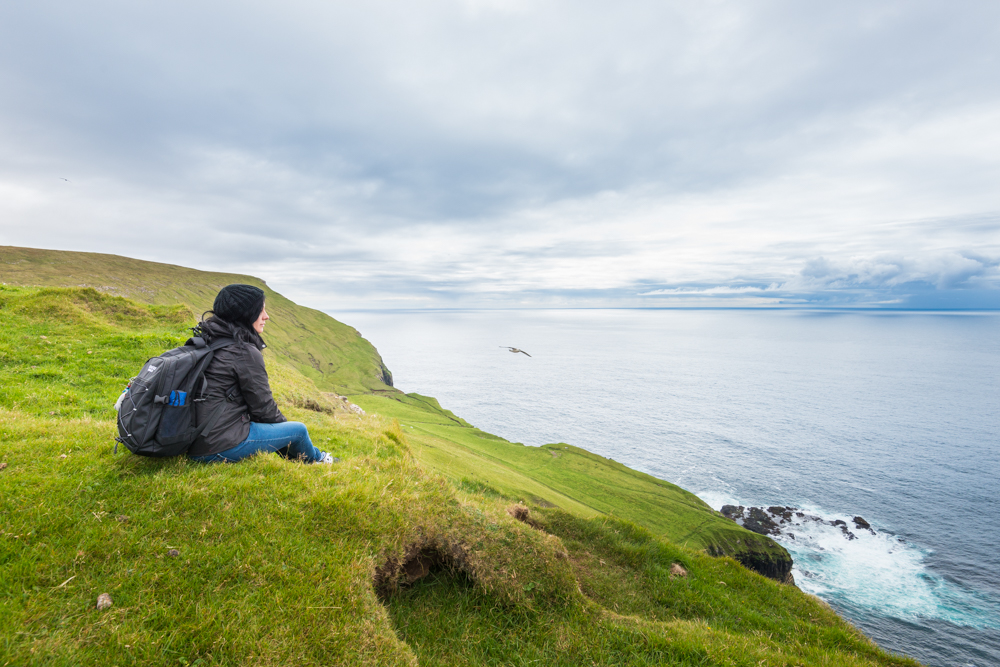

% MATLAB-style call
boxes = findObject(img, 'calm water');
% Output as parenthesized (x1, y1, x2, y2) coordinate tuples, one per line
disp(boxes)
(341, 309, 1000, 667)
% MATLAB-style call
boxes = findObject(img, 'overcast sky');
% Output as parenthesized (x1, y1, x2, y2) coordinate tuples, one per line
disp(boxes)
(2, 1, 999, 309)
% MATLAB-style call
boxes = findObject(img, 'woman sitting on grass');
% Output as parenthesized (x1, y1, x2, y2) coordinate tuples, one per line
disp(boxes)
(186, 284, 335, 465)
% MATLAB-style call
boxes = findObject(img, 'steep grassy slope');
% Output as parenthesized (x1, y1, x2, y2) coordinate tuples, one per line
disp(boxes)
(0, 246, 392, 394)
(0, 286, 920, 666)
(352, 393, 792, 581)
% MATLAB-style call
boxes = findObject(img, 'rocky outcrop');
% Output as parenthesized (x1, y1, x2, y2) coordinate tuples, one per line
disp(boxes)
(707, 505, 794, 583)
(745, 507, 780, 535)
(736, 551, 796, 585)
(379, 361, 394, 387)
(720, 505, 879, 545)
(704, 538, 795, 585)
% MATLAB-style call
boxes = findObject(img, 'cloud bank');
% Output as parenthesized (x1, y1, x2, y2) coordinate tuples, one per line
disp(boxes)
(1, 1, 999, 309)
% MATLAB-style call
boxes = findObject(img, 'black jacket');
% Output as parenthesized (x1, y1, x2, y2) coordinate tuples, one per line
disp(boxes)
(187, 318, 286, 457)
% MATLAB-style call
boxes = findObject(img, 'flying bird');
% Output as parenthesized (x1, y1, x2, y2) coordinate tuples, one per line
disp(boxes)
(60, 178, 70, 182)
(500, 346, 531, 357)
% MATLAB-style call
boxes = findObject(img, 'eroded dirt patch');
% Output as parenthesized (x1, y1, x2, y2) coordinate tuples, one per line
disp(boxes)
(375, 539, 471, 599)
(507, 503, 546, 530)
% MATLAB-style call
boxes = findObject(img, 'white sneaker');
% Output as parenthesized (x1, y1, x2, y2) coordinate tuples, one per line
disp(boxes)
(316, 452, 339, 464)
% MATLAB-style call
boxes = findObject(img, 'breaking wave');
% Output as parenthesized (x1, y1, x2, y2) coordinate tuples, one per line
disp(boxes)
(698, 494, 1000, 631)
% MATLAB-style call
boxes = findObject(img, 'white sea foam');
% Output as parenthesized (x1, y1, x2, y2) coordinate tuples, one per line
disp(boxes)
(696, 494, 1000, 631)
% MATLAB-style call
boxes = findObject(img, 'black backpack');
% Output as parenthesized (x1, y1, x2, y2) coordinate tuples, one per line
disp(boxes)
(115, 336, 235, 457)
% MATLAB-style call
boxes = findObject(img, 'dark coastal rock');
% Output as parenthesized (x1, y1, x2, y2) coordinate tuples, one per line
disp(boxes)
(720, 504, 784, 535)
(721, 505, 744, 520)
(720, 503, 875, 551)
(732, 549, 795, 585)
(838, 525, 857, 540)
(768, 506, 794, 520)
(713, 505, 795, 583)
(705, 542, 794, 584)
(743, 507, 780, 536)
(379, 362, 393, 387)
(716, 501, 879, 583)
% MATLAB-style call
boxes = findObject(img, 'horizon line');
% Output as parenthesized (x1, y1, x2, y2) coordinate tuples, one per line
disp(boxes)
(330, 305, 1000, 314)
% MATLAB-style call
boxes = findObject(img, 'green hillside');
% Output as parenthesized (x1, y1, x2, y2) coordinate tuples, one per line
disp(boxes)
(0, 246, 393, 395)
(352, 394, 792, 580)
(0, 283, 920, 666)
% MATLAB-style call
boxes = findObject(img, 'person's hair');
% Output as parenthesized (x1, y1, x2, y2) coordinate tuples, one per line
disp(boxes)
(191, 311, 264, 347)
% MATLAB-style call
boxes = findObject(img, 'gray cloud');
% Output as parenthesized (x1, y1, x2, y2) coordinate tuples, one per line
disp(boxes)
(1, 1, 999, 308)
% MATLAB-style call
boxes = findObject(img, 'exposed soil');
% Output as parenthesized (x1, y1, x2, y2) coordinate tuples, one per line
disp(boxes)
(374, 539, 471, 598)
(506, 503, 545, 529)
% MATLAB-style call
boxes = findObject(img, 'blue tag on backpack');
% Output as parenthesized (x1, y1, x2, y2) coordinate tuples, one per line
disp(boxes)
(169, 390, 187, 406)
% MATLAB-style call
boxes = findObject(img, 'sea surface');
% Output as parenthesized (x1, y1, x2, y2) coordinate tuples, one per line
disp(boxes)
(341, 308, 1000, 667)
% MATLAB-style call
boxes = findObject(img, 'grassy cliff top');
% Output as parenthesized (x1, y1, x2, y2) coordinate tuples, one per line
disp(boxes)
(0, 284, 920, 666)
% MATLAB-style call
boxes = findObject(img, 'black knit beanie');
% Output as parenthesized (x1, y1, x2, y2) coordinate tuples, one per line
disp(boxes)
(213, 284, 266, 330)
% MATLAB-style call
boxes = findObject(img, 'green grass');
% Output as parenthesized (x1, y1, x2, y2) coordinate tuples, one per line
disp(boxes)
(351, 393, 791, 578)
(0, 245, 392, 395)
(385, 506, 916, 666)
(0, 283, 923, 666)
(0, 286, 192, 419)
(0, 409, 580, 666)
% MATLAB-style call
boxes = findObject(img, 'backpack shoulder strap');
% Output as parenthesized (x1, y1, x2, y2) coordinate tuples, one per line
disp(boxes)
(189, 336, 241, 440)
(190, 337, 238, 404)
(208, 337, 237, 351)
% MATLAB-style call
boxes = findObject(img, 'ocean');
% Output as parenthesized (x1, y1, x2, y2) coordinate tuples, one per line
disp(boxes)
(340, 308, 1000, 667)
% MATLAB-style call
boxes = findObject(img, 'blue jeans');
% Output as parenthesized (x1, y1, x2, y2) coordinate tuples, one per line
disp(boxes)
(189, 421, 322, 463)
